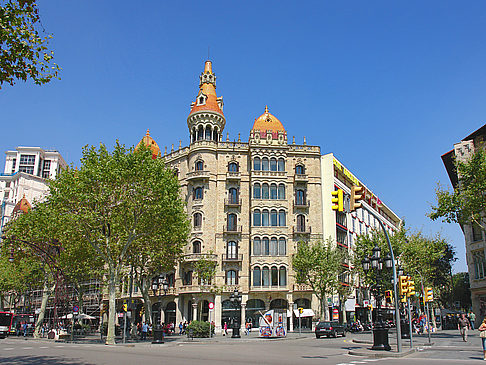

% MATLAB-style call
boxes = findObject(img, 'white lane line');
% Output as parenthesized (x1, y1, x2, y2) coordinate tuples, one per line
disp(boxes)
(22, 347, 33, 349)
(55, 345, 65, 348)
(3, 348, 14, 350)
(39, 346, 49, 349)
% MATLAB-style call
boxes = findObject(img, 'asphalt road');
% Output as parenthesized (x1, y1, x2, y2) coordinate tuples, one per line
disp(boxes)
(0, 330, 482, 365)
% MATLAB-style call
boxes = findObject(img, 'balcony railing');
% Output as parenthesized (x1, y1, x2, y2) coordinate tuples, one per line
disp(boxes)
(293, 200, 310, 209)
(182, 253, 218, 262)
(224, 198, 242, 207)
(222, 253, 243, 262)
(150, 287, 178, 296)
(294, 174, 308, 183)
(223, 225, 242, 234)
(293, 284, 313, 292)
(222, 285, 241, 292)
(178, 285, 213, 294)
(186, 170, 210, 181)
(226, 171, 241, 180)
(252, 171, 287, 178)
(293, 225, 312, 235)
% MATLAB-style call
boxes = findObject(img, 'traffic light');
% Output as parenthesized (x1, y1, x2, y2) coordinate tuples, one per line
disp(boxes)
(407, 277, 415, 297)
(424, 287, 433, 303)
(298, 307, 304, 314)
(385, 290, 392, 304)
(350, 186, 363, 211)
(331, 189, 344, 212)
(123, 302, 128, 312)
(399, 275, 408, 297)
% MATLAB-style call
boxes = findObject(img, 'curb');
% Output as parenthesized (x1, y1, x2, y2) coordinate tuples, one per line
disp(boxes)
(348, 348, 416, 358)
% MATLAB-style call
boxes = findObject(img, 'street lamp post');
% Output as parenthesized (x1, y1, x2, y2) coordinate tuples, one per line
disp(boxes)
(362, 245, 393, 351)
(151, 275, 169, 344)
(230, 288, 241, 338)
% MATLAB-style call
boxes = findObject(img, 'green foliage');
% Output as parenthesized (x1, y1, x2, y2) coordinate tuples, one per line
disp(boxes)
(101, 322, 121, 336)
(451, 272, 472, 310)
(193, 254, 218, 285)
(292, 239, 348, 317)
(0, 0, 61, 88)
(186, 320, 214, 338)
(430, 148, 486, 230)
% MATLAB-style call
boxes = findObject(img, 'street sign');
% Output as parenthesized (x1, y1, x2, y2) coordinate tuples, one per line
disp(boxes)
(208, 302, 214, 310)
(73, 305, 79, 313)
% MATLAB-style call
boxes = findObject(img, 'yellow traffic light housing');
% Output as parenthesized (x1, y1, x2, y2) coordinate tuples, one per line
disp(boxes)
(331, 189, 344, 212)
(399, 275, 408, 297)
(123, 302, 128, 312)
(407, 277, 415, 297)
(424, 287, 433, 302)
(298, 307, 304, 314)
(351, 185, 363, 211)
(385, 290, 392, 303)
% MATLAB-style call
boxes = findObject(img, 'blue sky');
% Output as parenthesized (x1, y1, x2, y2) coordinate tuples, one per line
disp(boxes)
(2, 0, 486, 272)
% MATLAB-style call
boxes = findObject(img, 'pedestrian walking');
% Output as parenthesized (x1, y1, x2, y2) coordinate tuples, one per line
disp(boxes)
(141, 322, 148, 340)
(458, 313, 471, 342)
(223, 321, 228, 336)
(478, 316, 486, 360)
(23, 322, 28, 337)
(179, 322, 183, 335)
(469, 311, 476, 329)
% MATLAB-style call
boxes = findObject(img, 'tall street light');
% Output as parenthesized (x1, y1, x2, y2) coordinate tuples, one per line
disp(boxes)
(151, 275, 169, 344)
(229, 288, 242, 338)
(362, 244, 393, 351)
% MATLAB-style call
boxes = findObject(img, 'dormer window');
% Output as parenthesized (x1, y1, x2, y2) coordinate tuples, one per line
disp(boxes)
(197, 93, 207, 106)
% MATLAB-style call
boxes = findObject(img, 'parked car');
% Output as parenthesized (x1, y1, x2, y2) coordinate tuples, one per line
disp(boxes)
(315, 321, 346, 338)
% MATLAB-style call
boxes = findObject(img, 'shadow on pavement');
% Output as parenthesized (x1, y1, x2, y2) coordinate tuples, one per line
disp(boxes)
(301, 356, 328, 359)
(0, 355, 95, 365)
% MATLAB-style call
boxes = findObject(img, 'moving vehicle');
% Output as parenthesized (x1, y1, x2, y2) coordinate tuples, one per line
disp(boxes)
(315, 321, 346, 338)
(0, 312, 13, 338)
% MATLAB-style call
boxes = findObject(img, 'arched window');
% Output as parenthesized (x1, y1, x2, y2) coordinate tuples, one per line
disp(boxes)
(228, 162, 238, 172)
(270, 237, 278, 256)
(226, 270, 237, 285)
(262, 237, 270, 255)
(279, 238, 286, 256)
(195, 160, 204, 171)
(262, 157, 269, 171)
(193, 213, 202, 229)
(227, 241, 237, 259)
(199, 96, 205, 104)
(295, 165, 305, 175)
(192, 241, 201, 254)
(262, 183, 269, 199)
(167, 273, 175, 287)
(183, 270, 193, 285)
(279, 267, 287, 286)
(270, 158, 277, 171)
(197, 126, 204, 141)
(271, 266, 278, 286)
(227, 213, 237, 231)
(253, 267, 261, 286)
(270, 184, 277, 199)
(228, 188, 238, 204)
(262, 267, 270, 286)
(253, 157, 261, 171)
(278, 184, 285, 199)
(193, 187, 203, 200)
(279, 210, 286, 226)
(213, 129, 219, 141)
(262, 210, 269, 226)
(278, 158, 285, 171)
(205, 127, 212, 140)
(296, 189, 306, 205)
(270, 209, 278, 226)
(253, 237, 261, 256)
(253, 183, 261, 199)
(253, 210, 261, 226)
(297, 214, 306, 232)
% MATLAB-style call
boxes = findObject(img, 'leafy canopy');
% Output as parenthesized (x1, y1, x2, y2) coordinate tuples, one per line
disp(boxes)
(0, 0, 61, 88)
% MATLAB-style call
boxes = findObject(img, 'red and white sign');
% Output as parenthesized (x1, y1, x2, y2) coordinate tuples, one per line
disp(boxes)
(208, 302, 214, 310)
(332, 308, 339, 320)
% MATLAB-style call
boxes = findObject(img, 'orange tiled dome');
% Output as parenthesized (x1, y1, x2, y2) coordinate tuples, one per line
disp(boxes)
(252, 106, 285, 132)
(135, 129, 160, 159)
(12, 195, 31, 215)
(189, 61, 224, 117)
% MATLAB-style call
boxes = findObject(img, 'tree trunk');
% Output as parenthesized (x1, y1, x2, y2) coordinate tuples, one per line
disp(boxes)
(106, 268, 118, 345)
(33, 277, 54, 338)
(321, 294, 330, 321)
(140, 284, 152, 325)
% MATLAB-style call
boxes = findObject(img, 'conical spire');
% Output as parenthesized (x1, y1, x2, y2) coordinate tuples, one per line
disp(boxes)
(189, 60, 224, 116)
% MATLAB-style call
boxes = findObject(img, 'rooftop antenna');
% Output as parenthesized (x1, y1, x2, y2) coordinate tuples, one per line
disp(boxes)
(208, 46, 210, 60)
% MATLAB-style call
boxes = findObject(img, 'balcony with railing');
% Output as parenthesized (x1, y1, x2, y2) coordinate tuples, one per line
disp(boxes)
(293, 199, 310, 209)
(293, 284, 313, 292)
(222, 285, 241, 293)
(293, 225, 312, 235)
(222, 253, 243, 262)
(226, 171, 241, 180)
(178, 285, 213, 294)
(182, 253, 218, 262)
(186, 170, 210, 181)
(224, 198, 242, 208)
(294, 174, 308, 183)
(223, 224, 242, 235)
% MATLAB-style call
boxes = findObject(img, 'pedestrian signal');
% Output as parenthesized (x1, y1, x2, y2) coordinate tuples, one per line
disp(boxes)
(385, 290, 392, 304)
(351, 186, 363, 211)
(331, 189, 344, 212)
(123, 303, 128, 312)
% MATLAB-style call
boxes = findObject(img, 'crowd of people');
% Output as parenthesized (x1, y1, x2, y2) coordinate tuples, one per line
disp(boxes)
(135, 321, 191, 340)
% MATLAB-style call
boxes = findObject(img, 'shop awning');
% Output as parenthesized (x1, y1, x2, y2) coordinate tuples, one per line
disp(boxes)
(293, 309, 315, 318)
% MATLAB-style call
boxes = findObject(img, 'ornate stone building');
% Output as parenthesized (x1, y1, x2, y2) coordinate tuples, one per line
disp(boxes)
(131, 61, 323, 332)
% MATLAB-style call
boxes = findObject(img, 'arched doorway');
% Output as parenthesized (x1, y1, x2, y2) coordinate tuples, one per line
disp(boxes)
(222, 299, 241, 329)
(199, 300, 209, 322)
(165, 302, 176, 325)
(270, 299, 288, 310)
(294, 298, 312, 330)
(187, 300, 193, 322)
(245, 299, 265, 328)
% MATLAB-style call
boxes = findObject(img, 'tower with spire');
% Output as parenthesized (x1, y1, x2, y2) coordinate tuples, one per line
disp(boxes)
(187, 60, 225, 144)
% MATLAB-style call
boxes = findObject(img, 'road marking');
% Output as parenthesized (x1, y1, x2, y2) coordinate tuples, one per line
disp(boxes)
(22, 347, 33, 349)
(3, 348, 14, 350)
(39, 346, 49, 349)
(55, 345, 65, 348)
